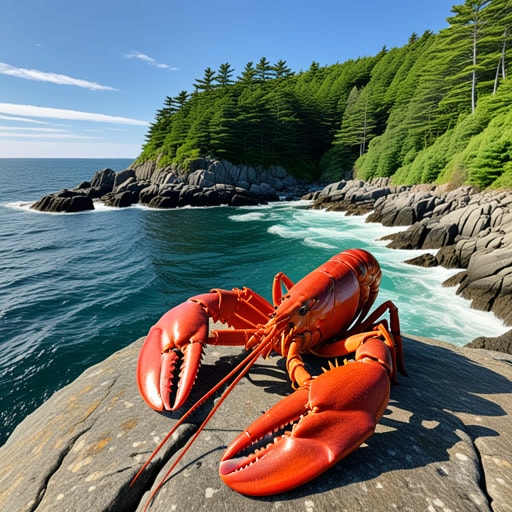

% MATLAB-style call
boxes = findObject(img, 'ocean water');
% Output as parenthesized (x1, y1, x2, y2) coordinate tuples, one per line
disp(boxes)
(0, 158, 508, 446)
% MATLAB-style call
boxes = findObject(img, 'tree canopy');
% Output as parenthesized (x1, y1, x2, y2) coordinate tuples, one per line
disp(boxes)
(137, 0, 512, 188)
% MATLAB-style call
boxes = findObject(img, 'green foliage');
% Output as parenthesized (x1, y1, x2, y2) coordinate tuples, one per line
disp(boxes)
(138, 0, 512, 188)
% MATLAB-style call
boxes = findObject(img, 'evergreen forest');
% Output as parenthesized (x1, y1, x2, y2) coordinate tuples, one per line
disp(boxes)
(137, 0, 512, 189)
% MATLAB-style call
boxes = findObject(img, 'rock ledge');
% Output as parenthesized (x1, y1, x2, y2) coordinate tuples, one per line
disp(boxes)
(1, 335, 511, 512)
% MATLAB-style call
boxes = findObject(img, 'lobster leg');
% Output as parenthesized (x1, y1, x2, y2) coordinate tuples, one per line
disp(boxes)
(311, 300, 406, 382)
(137, 288, 274, 411)
(219, 337, 393, 496)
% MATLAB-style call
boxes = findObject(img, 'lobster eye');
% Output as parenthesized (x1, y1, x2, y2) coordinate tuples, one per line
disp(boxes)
(299, 304, 308, 315)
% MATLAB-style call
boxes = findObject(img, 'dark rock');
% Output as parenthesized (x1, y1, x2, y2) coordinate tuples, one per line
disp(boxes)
(148, 196, 176, 209)
(386, 222, 430, 250)
(393, 206, 416, 225)
(422, 222, 459, 249)
(178, 184, 206, 206)
(113, 169, 136, 191)
(101, 191, 135, 208)
(466, 329, 512, 354)
(442, 270, 467, 288)
(139, 184, 161, 205)
(86, 185, 111, 199)
(1, 335, 511, 512)
(436, 245, 464, 269)
(231, 193, 260, 206)
(30, 189, 94, 213)
(404, 253, 439, 267)
(455, 238, 479, 268)
(90, 168, 116, 189)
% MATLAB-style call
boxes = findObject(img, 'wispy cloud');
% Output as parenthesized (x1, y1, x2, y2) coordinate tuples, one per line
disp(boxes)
(0, 126, 67, 132)
(0, 130, 96, 140)
(0, 103, 149, 126)
(124, 51, 177, 70)
(0, 62, 117, 91)
(0, 114, 49, 124)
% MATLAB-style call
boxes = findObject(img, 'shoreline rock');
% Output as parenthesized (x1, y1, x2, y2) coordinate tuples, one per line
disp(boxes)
(0, 335, 510, 511)
(309, 179, 512, 353)
(30, 159, 311, 213)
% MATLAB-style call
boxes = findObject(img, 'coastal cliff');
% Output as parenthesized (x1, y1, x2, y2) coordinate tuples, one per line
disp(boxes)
(0, 334, 511, 512)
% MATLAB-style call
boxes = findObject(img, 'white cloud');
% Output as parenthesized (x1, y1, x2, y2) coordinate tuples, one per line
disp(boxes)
(0, 62, 117, 91)
(0, 103, 149, 126)
(0, 130, 96, 140)
(0, 126, 67, 132)
(0, 114, 49, 124)
(0, 140, 140, 158)
(124, 50, 176, 70)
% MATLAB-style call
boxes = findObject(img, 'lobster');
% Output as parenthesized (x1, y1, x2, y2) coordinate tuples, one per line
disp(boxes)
(134, 248, 406, 505)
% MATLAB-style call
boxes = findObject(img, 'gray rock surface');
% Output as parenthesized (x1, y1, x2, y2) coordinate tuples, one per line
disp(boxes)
(1, 333, 511, 512)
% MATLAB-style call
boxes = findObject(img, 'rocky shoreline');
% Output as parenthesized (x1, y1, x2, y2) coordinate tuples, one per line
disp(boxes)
(30, 160, 512, 353)
(30, 158, 309, 213)
(304, 178, 512, 354)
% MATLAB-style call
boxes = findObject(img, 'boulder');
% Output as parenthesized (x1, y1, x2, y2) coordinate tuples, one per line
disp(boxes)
(0, 334, 511, 512)
(404, 252, 439, 267)
(113, 169, 136, 191)
(30, 189, 94, 213)
(90, 168, 116, 191)
(139, 184, 161, 205)
(101, 191, 135, 208)
(466, 329, 512, 353)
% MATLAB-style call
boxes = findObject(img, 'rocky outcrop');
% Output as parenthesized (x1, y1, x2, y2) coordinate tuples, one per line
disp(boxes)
(310, 180, 512, 352)
(30, 189, 94, 213)
(306, 177, 408, 216)
(30, 160, 307, 213)
(1, 334, 511, 512)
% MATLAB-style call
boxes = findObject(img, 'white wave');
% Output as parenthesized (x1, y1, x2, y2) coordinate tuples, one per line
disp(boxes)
(267, 224, 302, 239)
(302, 237, 337, 249)
(261, 202, 508, 345)
(229, 211, 267, 222)
(3, 201, 33, 210)
(3, 201, 92, 215)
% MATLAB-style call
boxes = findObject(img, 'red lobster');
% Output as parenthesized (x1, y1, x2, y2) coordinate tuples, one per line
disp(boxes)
(134, 248, 406, 502)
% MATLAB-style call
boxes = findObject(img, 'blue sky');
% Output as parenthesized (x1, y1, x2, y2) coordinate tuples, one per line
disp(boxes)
(0, 0, 455, 159)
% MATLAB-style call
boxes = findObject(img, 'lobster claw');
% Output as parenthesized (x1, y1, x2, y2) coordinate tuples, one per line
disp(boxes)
(219, 355, 391, 495)
(136, 301, 209, 411)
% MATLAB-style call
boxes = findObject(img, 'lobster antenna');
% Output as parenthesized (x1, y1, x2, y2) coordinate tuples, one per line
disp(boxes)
(144, 349, 262, 512)
(130, 345, 265, 511)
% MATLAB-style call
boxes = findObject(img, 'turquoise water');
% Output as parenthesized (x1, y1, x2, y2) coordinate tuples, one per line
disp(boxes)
(0, 158, 507, 446)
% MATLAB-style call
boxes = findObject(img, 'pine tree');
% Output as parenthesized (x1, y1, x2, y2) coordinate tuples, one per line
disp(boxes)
(238, 62, 257, 83)
(194, 67, 217, 92)
(273, 59, 294, 79)
(216, 63, 235, 87)
(255, 57, 273, 80)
